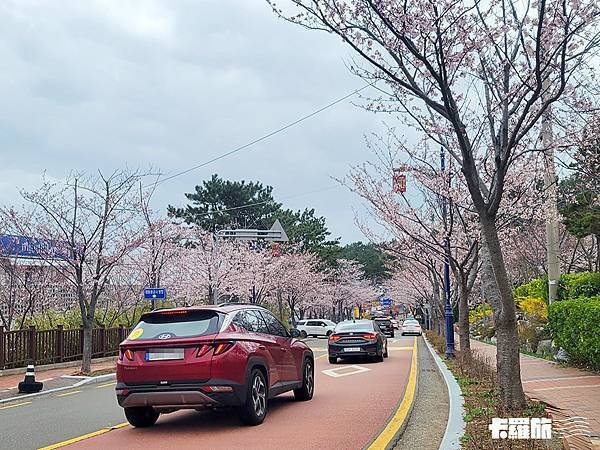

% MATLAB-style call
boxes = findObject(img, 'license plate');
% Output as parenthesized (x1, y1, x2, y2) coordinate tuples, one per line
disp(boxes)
(145, 348, 184, 361)
(344, 347, 361, 352)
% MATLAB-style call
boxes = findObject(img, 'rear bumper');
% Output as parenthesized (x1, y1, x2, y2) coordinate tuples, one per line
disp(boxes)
(116, 380, 245, 410)
(328, 342, 379, 358)
(401, 330, 422, 335)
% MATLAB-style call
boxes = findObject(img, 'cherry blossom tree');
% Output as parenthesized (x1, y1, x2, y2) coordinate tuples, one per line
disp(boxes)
(0, 171, 149, 374)
(269, 0, 600, 409)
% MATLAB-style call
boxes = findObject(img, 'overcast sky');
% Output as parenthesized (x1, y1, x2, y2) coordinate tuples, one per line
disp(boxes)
(0, 0, 394, 243)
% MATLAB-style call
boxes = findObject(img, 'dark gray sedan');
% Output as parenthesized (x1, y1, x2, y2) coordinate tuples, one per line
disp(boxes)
(327, 319, 388, 364)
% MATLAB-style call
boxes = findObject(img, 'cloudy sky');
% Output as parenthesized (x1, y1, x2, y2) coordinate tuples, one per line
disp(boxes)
(0, 0, 393, 243)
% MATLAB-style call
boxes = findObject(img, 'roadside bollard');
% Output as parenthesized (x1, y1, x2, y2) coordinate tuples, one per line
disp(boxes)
(18, 363, 43, 394)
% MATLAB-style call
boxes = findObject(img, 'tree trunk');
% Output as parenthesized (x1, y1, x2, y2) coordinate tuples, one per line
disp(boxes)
(458, 279, 471, 352)
(81, 321, 93, 375)
(480, 221, 526, 411)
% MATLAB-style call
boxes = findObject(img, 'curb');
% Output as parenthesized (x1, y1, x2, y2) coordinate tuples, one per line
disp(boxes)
(366, 337, 419, 450)
(0, 373, 115, 405)
(423, 337, 465, 450)
(0, 356, 117, 377)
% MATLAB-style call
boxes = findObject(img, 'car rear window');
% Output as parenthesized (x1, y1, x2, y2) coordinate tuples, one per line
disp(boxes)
(128, 310, 221, 341)
(335, 321, 373, 332)
(403, 320, 419, 326)
(375, 319, 391, 325)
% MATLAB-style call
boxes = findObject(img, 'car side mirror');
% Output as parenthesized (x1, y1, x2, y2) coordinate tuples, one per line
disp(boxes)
(290, 328, 301, 338)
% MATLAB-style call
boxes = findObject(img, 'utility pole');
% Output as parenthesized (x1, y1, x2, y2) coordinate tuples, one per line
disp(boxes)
(542, 78, 561, 304)
(441, 147, 455, 358)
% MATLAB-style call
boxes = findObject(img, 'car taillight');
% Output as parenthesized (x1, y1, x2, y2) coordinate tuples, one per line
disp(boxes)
(196, 344, 212, 357)
(362, 333, 377, 340)
(328, 334, 342, 341)
(213, 342, 234, 356)
(196, 342, 235, 357)
(123, 349, 134, 361)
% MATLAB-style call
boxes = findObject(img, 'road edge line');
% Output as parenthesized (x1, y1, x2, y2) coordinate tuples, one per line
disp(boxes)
(423, 336, 465, 450)
(0, 373, 115, 405)
(38, 423, 128, 450)
(366, 338, 418, 450)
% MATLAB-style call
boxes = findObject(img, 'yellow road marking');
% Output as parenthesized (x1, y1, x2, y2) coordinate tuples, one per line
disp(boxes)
(0, 401, 32, 410)
(39, 423, 128, 450)
(95, 381, 117, 389)
(55, 390, 82, 397)
(367, 341, 418, 450)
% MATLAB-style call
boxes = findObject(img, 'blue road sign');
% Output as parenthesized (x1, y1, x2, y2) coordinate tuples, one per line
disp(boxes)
(144, 288, 167, 300)
(380, 297, 392, 307)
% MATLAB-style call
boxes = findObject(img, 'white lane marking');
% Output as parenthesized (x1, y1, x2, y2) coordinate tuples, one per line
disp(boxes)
(322, 365, 371, 378)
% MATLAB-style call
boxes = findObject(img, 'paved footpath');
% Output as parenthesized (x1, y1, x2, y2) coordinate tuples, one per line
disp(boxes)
(0, 359, 116, 401)
(470, 339, 600, 449)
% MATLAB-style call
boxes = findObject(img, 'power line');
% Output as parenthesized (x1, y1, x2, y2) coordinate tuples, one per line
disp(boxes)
(148, 82, 374, 188)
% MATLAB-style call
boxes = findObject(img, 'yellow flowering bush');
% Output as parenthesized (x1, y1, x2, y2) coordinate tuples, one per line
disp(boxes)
(516, 296, 548, 321)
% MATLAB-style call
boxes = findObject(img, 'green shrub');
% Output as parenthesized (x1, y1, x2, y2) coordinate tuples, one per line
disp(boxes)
(515, 277, 548, 301)
(515, 272, 600, 302)
(548, 296, 600, 370)
(560, 272, 600, 299)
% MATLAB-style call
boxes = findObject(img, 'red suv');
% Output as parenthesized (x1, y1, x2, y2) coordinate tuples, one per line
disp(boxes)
(116, 304, 314, 427)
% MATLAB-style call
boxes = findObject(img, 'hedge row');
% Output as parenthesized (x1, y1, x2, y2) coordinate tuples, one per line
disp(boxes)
(515, 271, 600, 302)
(548, 296, 600, 370)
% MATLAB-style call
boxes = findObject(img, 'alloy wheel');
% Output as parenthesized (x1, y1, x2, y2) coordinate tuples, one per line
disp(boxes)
(251, 374, 266, 417)
(304, 362, 314, 396)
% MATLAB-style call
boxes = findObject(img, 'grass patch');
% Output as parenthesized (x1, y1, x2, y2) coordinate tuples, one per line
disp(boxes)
(426, 331, 562, 449)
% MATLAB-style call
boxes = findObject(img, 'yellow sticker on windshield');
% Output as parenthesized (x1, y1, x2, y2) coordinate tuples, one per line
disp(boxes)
(128, 328, 144, 341)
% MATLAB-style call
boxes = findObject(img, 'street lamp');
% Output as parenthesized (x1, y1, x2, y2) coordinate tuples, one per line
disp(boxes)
(440, 147, 455, 358)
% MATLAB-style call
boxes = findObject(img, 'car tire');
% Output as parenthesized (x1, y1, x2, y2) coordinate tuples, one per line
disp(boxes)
(239, 369, 268, 426)
(294, 359, 314, 401)
(390, 331, 395, 338)
(328, 356, 337, 364)
(300, 330, 307, 339)
(375, 352, 384, 362)
(384, 345, 389, 358)
(124, 406, 159, 428)
(326, 330, 332, 337)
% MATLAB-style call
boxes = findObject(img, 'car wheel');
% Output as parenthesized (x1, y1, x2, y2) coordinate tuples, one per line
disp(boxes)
(390, 331, 395, 338)
(239, 369, 268, 426)
(294, 359, 314, 401)
(326, 330, 332, 337)
(124, 406, 159, 428)
(300, 330, 307, 339)
(384, 345, 389, 358)
(375, 352, 384, 362)
(328, 356, 337, 364)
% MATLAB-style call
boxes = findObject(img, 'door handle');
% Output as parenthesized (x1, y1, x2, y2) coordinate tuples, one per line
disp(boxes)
(259, 345, 266, 350)
(280, 347, 288, 352)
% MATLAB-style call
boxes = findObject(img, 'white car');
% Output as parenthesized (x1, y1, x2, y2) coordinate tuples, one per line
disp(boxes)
(296, 319, 336, 338)
(401, 319, 422, 336)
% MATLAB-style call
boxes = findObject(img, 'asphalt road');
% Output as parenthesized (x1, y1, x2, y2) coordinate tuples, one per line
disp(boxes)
(0, 336, 420, 450)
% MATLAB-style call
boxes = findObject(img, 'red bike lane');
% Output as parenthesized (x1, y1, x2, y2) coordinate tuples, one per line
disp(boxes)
(66, 338, 415, 450)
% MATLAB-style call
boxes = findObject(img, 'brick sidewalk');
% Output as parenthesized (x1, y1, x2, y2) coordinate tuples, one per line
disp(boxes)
(0, 358, 116, 399)
(469, 339, 600, 449)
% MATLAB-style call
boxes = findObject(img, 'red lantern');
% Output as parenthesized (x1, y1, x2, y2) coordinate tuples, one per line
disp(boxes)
(393, 169, 407, 193)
